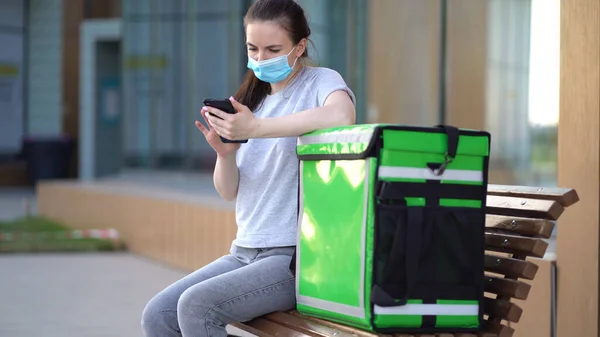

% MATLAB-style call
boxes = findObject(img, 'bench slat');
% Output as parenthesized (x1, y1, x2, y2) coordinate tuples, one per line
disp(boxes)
(484, 297, 523, 323)
(393, 333, 452, 337)
(484, 275, 531, 300)
(484, 255, 538, 280)
(486, 195, 564, 220)
(246, 317, 311, 337)
(289, 311, 390, 337)
(231, 322, 275, 337)
(485, 233, 549, 258)
(482, 320, 514, 337)
(265, 312, 354, 337)
(485, 215, 555, 238)
(487, 184, 579, 207)
(284, 312, 491, 337)
(474, 334, 498, 337)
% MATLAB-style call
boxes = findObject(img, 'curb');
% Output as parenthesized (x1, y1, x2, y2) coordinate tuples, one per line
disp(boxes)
(0, 228, 121, 243)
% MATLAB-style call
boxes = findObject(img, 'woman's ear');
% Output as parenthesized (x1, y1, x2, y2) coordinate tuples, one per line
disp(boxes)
(297, 38, 308, 57)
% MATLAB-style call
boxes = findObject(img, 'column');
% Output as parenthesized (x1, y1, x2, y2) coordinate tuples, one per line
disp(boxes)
(557, 0, 600, 336)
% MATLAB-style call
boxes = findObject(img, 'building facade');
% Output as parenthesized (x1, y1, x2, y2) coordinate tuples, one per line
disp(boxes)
(118, 0, 559, 187)
(0, 0, 559, 188)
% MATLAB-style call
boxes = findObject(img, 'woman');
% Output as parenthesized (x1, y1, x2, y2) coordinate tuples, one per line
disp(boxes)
(141, 0, 356, 336)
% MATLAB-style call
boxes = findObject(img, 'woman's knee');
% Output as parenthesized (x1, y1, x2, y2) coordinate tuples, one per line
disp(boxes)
(177, 285, 212, 318)
(141, 294, 179, 335)
(177, 284, 233, 325)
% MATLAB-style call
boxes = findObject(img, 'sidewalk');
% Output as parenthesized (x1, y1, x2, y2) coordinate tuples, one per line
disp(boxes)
(0, 253, 254, 337)
(0, 253, 185, 337)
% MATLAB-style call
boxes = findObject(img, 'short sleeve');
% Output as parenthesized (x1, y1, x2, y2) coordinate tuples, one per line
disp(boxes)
(315, 68, 356, 107)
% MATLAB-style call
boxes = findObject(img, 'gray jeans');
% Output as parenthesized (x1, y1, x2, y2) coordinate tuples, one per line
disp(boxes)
(141, 245, 296, 337)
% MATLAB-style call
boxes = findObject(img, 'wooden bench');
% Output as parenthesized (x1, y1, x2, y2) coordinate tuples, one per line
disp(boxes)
(231, 184, 579, 337)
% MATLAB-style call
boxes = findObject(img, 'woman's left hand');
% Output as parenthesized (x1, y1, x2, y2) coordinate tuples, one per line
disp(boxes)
(203, 97, 258, 141)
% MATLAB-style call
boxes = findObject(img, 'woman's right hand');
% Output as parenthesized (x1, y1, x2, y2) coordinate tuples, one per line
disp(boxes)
(195, 111, 240, 157)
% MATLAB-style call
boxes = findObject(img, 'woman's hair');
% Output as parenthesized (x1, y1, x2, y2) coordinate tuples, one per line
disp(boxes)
(233, 0, 311, 111)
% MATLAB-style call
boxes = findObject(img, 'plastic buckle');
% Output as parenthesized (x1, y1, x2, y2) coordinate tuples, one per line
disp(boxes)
(433, 152, 454, 176)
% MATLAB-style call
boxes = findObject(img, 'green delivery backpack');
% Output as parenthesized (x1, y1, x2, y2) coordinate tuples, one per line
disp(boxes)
(292, 124, 490, 334)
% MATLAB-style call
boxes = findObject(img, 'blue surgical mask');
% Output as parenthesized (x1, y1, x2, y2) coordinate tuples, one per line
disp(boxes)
(247, 46, 298, 84)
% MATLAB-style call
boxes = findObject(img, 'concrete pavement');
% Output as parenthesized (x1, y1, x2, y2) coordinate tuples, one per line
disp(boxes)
(0, 253, 186, 337)
(0, 253, 254, 337)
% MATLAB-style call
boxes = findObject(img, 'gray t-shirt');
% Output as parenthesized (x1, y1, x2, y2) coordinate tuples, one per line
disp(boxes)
(234, 66, 356, 248)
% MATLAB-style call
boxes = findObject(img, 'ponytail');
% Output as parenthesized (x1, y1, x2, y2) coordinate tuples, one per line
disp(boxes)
(234, 70, 270, 112)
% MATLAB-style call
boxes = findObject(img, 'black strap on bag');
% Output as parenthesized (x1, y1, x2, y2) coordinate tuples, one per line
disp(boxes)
(391, 206, 423, 303)
(371, 200, 423, 307)
(289, 247, 296, 273)
(289, 162, 301, 275)
(432, 125, 460, 176)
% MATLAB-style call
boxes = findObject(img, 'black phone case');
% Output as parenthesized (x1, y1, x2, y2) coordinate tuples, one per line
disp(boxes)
(203, 98, 248, 144)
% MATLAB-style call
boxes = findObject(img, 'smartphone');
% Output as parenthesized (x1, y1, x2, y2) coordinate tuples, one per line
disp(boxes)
(203, 98, 248, 144)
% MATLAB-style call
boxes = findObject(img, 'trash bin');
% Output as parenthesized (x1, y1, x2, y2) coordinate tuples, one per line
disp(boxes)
(22, 134, 74, 184)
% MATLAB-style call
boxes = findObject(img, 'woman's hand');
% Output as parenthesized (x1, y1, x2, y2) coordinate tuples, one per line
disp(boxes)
(203, 97, 259, 141)
(195, 112, 240, 157)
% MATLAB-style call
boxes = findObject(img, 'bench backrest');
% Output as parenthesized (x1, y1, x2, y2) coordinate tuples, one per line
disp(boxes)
(482, 184, 579, 337)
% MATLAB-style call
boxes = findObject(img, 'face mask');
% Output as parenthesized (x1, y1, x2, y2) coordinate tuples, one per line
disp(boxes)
(247, 46, 298, 84)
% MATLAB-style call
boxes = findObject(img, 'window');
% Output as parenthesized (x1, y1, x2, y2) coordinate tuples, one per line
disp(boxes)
(485, 0, 559, 186)
(121, 0, 245, 170)
(121, 0, 368, 172)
